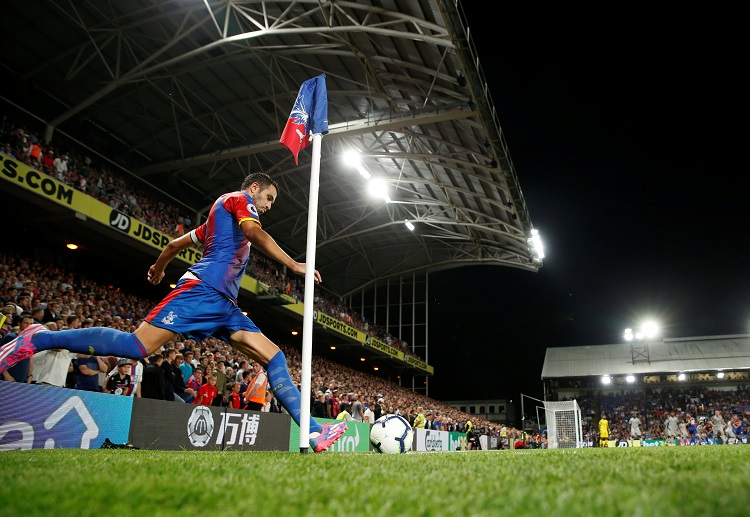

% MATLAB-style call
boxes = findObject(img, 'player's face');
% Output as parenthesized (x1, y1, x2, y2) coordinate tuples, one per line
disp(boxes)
(251, 184, 278, 214)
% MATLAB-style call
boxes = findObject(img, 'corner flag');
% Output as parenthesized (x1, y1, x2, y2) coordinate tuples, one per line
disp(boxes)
(280, 74, 329, 165)
(279, 74, 329, 452)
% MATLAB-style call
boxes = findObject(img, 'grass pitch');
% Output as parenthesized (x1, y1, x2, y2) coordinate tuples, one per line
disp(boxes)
(1, 446, 749, 516)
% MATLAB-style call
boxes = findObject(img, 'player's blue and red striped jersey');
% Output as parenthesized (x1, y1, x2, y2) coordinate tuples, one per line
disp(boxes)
(188, 191, 260, 302)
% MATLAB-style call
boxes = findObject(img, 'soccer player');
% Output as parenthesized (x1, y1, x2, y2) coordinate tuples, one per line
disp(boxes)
(0, 172, 346, 452)
(598, 413, 610, 447)
(628, 412, 642, 440)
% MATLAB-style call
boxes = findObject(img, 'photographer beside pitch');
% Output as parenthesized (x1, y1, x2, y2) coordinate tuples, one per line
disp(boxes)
(0, 172, 346, 452)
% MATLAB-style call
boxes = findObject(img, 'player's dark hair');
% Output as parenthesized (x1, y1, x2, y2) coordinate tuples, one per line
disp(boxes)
(241, 172, 279, 194)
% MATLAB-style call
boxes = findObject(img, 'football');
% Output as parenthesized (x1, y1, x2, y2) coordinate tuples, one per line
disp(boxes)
(370, 414, 414, 454)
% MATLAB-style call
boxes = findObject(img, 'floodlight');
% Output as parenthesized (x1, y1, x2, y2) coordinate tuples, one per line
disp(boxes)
(527, 228, 545, 260)
(404, 220, 415, 231)
(368, 179, 391, 203)
(641, 320, 659, 338)
(342, 150, 361, 167)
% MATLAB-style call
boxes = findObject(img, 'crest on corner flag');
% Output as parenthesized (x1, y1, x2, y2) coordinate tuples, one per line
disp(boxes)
(279, 74, 329, 165)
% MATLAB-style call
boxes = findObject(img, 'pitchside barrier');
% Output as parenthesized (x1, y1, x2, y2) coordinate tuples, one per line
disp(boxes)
(2, 383, 481, 452)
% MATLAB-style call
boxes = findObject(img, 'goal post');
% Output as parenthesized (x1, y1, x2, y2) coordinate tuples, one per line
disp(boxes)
(544, 400, 583, 449)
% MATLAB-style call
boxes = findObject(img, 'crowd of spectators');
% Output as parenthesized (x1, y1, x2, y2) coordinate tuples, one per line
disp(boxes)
(1, 112, 419, 360)
(0, 248, 494, 438)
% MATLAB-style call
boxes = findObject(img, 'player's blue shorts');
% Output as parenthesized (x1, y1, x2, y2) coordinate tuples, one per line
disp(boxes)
(145, 276, 259, 342)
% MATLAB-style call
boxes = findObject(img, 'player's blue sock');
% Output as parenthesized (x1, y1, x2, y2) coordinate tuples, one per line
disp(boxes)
(32, 328, 148, 358)
(267, 350, 322, 434)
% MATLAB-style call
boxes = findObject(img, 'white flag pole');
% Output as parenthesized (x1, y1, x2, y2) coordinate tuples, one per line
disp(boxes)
(299, 131, 322, 453)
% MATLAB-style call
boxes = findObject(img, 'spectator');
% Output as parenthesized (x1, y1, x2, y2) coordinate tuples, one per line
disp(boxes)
(336, 403, 353, 421)
(186, 367, 203, 395)
(194, 373, 218, 406)
(123, 358, 143, 398)
(373, 397, 383, 421)
(329, 389, 340, 419)
(350, 393, 364, 422)
(211, 360, 227, 407)
(1, 305, 16, 337)
(42, 300, 60, 324)
(104, 358, 132, 395)
(30, 343, 75, 388)
(433, 412, 444, 431)
(173, 353, 195, 403)
(226, 381, 242, 409)
(363, 398, 375, 424)
(178, 350, 194, 387)
(41, 149, 54, 171)
(312, 391, 327, 418)
(235, 360, 249, 382)
(141, 354, 165, 400)
(74, 353, 108, 392)
(160, 348, 181, 403)
(31, 307, 44, 325)
(324, 390, 335, 418)
(262, 390, 275, 412)
(237, 369, 252, 405)
(425, 410, 435, 430)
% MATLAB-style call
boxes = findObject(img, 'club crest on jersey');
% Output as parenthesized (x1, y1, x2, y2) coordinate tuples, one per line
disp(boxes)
(161, 311, 178, 325)
(248, 204, 258, 217)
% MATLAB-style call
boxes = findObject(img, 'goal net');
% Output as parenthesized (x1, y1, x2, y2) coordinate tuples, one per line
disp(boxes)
(544, 400, 583, 449)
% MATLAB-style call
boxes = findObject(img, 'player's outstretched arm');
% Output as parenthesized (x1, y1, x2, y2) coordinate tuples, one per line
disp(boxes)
(147, 232, 196, 284)
(241, 221, 321, 283)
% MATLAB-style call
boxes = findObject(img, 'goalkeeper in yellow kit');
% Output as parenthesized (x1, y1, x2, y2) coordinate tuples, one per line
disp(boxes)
(599, 413, 610, 447)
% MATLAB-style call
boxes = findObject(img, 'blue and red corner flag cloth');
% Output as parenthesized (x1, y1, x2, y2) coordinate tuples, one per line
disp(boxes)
(279, 74, 329, 165)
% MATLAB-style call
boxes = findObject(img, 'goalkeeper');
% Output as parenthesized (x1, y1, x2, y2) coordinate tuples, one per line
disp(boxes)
(598, 413, 610, 447)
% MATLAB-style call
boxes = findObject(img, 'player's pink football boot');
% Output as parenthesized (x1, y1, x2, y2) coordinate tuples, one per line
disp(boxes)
(0, 323, 46, 373)
(310, 422, 348, 452)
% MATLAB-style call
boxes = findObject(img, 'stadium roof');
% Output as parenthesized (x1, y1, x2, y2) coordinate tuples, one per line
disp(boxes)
(3, 0, 541, 298)
(541, 335, 750, 379)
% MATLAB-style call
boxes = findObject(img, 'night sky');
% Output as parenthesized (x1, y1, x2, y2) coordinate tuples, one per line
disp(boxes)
(426, 8, 745, 402)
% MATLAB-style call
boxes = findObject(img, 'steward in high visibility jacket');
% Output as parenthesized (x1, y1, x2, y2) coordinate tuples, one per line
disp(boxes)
(243, 362, 268, 410)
